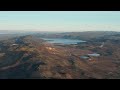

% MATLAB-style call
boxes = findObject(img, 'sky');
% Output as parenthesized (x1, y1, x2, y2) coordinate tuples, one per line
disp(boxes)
(0, 11, 120, 32)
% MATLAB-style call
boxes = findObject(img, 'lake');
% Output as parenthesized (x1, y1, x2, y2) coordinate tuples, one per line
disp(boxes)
(87, 53, 100, 57)
(41, 38, 86, 45)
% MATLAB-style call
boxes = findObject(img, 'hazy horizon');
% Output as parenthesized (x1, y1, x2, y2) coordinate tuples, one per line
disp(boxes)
(0, 11, 120, 32)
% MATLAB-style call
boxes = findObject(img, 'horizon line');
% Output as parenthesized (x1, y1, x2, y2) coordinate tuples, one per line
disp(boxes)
(0, 30, 119, 32)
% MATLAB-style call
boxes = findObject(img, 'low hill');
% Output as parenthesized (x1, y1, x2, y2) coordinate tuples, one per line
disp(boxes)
(0, 34, 120, 79)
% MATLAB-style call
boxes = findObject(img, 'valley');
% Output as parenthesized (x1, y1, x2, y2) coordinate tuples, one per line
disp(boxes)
(0, 31, 120, 79)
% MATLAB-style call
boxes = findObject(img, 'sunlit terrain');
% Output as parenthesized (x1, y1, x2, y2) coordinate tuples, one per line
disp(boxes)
(0, 11, 120, 79)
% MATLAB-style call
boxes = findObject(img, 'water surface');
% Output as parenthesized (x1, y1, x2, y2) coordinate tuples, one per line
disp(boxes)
(41, 38, 86, 45)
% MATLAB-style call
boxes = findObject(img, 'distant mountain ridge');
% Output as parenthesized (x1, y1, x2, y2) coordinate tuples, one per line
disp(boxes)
(34, 31, 120, 40)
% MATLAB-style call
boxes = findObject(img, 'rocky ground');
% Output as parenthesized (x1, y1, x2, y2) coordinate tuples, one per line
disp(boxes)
(0, 35, 120, 79)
